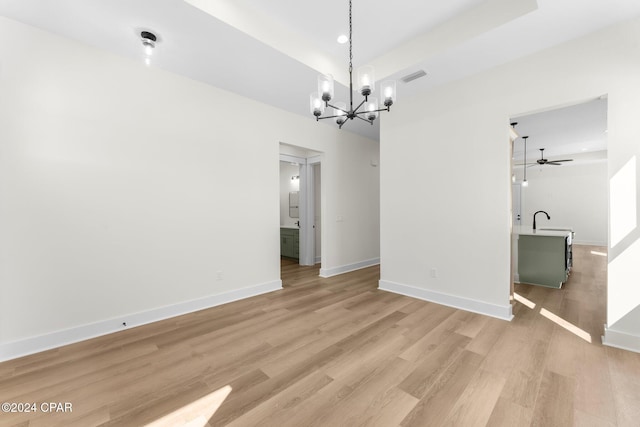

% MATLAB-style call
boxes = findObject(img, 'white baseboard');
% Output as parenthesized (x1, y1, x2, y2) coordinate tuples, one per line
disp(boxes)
(314, 256, 321, 264)
(0, 280, 282, 362)
(378, 280, 513, 321)
(602, 325, 640, 353)
(319, 258, 380, 278)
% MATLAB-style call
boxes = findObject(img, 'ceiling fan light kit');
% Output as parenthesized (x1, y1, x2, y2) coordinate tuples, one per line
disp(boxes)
(536, 148, 573, 166)
(516, 132, 574, 188)
(309, 0, 396, 129)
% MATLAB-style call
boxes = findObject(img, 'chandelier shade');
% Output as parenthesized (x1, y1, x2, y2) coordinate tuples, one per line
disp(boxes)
(318, 74, 334, 102)
(365, 97, 379, 121)
(380, 81, 397, 107)
(334, 102, 347, 125)
(309, 92, 325, 117)
(310, 0, 395, 129)
(357, 65, 375, 96)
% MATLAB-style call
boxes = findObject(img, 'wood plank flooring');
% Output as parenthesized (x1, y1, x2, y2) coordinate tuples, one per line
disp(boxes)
(1, 246, 639, 426)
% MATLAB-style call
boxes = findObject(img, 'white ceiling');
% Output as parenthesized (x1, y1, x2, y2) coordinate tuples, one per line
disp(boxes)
(237, 0, 486, 65)
(1, 0, 639, 143)
(512, 97, 608, 164)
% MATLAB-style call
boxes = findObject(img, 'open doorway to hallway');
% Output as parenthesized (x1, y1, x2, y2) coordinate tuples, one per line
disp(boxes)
(279, 144, 322, 276)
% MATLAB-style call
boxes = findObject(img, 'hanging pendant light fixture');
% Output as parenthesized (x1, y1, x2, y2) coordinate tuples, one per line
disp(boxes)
(522, 136, 529, 187)
(309, 0, 396, 128)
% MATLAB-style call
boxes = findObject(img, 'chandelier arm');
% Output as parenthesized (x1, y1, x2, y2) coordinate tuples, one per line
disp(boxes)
(351, 99, 367, 114)
(317, 114, 345, 120)
(355, 115, 373, 125)
(325, 102, 349, 114)
(355, 107, 389, 115)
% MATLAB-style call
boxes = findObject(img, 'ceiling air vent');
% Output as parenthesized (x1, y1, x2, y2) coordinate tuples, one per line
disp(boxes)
(400, 69, 427, 84)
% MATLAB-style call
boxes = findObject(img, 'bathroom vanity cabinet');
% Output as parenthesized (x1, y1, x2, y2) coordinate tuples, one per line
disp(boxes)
(280, 227, 299, 259)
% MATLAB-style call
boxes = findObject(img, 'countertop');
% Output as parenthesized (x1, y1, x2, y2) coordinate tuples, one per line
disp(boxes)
(513, 226, 573, 237)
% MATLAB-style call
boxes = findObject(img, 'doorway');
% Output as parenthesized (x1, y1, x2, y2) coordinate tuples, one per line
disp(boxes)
(510, 97, 608, 246)
(279, 146, 323, 269)
(509, 97, 609, 335)
(279, 160, 301, 261)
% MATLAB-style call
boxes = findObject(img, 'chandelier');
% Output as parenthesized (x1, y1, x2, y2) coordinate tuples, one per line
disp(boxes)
(309, 0, 396, 129)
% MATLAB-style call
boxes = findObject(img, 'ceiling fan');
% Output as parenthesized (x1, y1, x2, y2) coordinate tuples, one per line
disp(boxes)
(533, 148, 573, 166)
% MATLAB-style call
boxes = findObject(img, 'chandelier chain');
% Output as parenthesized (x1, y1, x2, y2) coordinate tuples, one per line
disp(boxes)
(348, 0, 352, 75)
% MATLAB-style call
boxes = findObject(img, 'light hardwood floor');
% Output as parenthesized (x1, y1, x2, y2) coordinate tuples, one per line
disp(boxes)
(1, 246, 639, 426)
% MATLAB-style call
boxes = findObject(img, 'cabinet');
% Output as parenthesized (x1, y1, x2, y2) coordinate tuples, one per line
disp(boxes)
(280, 228, 299, 259)
(518, 234, 572, 288)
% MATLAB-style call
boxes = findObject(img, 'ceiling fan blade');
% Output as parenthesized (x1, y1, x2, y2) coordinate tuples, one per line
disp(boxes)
(552, 159, 573, 162)
(515, 162, 537, 166)
(546, 162, 564, 165)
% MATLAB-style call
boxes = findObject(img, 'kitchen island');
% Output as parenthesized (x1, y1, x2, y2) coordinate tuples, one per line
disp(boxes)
(513, 226, 573, 289)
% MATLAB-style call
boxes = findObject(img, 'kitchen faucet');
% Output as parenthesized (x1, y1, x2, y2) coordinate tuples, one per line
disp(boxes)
(533, 210, 550, 230)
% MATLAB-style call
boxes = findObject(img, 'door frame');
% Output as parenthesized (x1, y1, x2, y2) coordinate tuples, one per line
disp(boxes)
(279, 154, 321, 266)
(306, 156, 321, 266)
(509, 124, 519, 304)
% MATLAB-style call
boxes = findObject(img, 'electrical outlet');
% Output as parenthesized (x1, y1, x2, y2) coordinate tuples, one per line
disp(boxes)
(430, 268, 437, 278)
(216, 270, 223, 281)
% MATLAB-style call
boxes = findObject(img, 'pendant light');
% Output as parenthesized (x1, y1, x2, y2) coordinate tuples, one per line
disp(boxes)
(522, 136, 529, 187)
(309, 0, 396, 128)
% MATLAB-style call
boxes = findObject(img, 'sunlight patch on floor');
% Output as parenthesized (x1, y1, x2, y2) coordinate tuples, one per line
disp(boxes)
(145, 385, 233, 427)
(540, 308, 592, 343)
(590, 250, 607, 257)
(514, 292, 537, 309)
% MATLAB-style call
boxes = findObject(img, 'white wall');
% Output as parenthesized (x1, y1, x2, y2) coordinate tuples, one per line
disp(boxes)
(0, 17, 380, 360)
(515, 160, 608, 245)
(279, 162, 300, 228)
(380, 15, 640, 349)
(380, 104, 513, 319)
